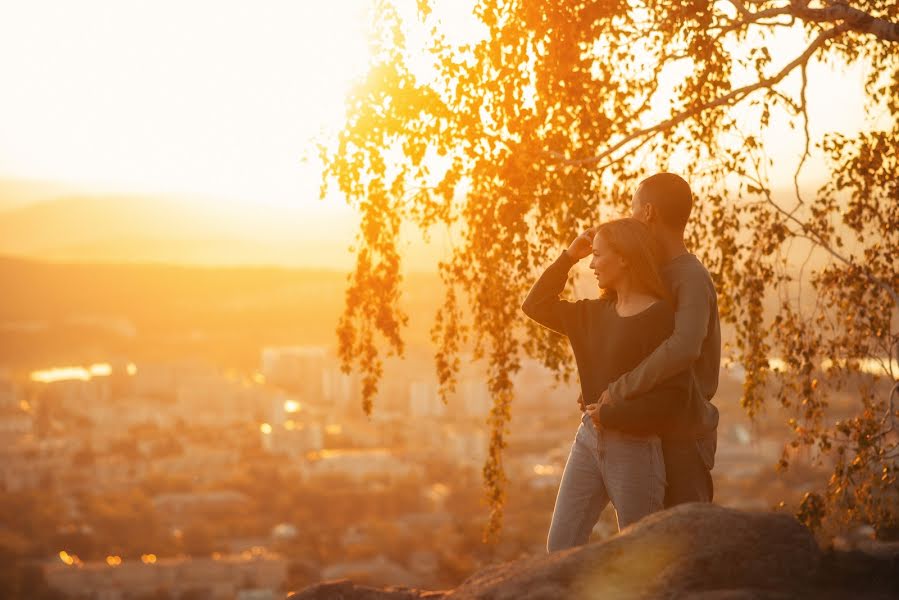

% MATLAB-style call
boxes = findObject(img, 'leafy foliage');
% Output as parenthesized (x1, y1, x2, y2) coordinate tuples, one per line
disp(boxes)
(319, 0, 899, 540)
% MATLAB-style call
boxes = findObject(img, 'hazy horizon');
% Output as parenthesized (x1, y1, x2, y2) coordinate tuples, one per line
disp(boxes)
(0, 176, 460, 272)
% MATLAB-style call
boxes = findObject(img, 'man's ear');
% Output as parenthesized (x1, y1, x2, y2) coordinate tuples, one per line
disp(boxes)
(643, 202, 656, 223)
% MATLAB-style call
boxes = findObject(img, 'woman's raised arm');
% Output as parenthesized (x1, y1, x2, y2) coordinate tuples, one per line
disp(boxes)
(521, 229, 594, 335)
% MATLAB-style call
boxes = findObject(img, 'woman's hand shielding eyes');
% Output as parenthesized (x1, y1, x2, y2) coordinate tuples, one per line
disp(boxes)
(565, 227, 596, 261)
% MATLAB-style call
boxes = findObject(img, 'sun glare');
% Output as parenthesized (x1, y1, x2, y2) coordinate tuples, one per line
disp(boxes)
(0, 1, 374, 207)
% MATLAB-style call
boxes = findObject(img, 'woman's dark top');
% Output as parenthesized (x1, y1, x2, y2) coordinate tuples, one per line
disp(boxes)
(521, 251, 693, 438)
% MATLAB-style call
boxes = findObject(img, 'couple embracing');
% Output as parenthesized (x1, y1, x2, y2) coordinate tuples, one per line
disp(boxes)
(521, 172, 721, 552)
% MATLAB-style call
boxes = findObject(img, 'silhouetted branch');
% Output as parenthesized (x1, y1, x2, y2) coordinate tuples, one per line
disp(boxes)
(731, 1, 899, 42)
(549, 24, 849, 167)
(792, 1, 899, 42)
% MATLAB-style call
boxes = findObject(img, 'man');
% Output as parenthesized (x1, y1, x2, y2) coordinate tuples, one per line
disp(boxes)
(585, 172, 721, 505)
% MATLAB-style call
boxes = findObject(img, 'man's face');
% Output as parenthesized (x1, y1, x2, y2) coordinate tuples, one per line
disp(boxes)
(631, 186, 651, 224)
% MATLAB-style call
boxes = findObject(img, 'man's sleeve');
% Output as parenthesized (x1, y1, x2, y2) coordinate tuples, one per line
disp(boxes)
(521, 251, 579, 336)
(608, 270, 710, 401)
(600, 370, 691, 436)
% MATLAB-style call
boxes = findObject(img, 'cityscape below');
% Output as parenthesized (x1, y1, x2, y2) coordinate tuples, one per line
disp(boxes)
(2, 335, 843, 599)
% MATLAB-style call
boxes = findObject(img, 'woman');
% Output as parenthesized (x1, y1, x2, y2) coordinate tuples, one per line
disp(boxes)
(521, 217, 693, 552)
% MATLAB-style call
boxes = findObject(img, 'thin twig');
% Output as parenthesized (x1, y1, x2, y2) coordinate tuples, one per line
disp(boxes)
(790, 61, 811, 214)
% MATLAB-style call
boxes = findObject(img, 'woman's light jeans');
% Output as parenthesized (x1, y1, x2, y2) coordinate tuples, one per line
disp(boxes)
(547, 412, 666, 552)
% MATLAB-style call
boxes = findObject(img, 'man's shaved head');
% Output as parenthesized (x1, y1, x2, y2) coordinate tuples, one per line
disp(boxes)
(632, 172, 693, 233)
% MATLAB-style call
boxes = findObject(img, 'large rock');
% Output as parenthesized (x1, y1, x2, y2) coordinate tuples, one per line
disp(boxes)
(445, 503, 819, 599)
(288, 503, 899, 599)
(287, 579, 447, 600)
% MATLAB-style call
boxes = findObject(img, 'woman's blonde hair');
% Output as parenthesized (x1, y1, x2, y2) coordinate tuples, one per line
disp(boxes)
(595, 217, 672, 304)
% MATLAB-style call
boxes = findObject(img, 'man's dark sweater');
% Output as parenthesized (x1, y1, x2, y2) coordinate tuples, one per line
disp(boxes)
(521, 251, 694, 438)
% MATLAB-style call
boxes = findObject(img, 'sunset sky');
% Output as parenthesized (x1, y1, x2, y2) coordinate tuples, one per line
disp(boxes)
(0, 1, 373, 212)
(0, 0, 879, 268)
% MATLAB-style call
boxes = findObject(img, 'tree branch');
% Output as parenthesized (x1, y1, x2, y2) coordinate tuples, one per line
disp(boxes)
(792, 1, 899, 43)
(550, 24, 849, 167)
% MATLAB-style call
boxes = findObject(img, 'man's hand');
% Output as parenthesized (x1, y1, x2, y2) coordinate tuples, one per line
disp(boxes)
(577, 391, 587, 412)
(584, 402, 603, 430)
(565, 227, 596, 261)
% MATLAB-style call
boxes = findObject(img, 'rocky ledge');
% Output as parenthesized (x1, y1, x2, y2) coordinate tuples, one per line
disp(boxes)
(287, 503, 899, 599)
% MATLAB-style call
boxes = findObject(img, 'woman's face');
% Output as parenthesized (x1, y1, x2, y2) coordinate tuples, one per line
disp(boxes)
(589, 233, 627, 290)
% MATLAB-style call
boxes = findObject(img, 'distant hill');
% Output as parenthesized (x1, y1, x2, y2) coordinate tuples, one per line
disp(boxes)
(0, 254, 443, 370)
(0, 254, 442, 324)
(0, 178, 77, 211)
(0, 195, 225, 250)
(0, 192, 361, 268)
(0, 180, 457, 270)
